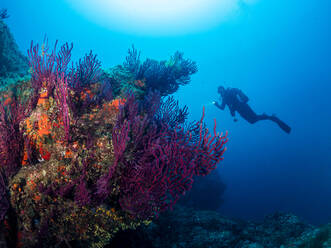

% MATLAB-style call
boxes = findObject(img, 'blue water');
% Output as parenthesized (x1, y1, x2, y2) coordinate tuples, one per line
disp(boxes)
(3, 0, 331, 225)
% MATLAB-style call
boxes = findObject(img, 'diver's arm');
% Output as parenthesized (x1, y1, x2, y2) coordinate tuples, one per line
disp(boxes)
(213, 100, 226, 110)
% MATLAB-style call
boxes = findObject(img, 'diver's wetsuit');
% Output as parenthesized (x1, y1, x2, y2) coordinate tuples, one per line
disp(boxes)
(214, 87, 291, 134)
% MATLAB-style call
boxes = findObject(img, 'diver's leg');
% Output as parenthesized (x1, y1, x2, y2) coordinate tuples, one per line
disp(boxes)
(255, 114, 291, 133)
(237, 104, 263, 124)
(237, 104, 291, 133)
(253, 113, 271, 122)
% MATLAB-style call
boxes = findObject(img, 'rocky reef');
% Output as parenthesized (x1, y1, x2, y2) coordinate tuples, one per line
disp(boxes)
(109, 206, 331, 248)
(0, 18, 29, 87)
(0, 33, 227, 247)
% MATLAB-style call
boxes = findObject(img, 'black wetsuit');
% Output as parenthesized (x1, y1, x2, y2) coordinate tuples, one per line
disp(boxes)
(214, 87, 291, 134)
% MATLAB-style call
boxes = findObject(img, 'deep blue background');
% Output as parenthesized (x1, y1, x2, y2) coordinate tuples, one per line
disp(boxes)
(2, 0, 331, 224)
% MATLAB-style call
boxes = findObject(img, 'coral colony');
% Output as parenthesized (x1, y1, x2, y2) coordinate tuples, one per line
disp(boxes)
(0, 41, 228, 247)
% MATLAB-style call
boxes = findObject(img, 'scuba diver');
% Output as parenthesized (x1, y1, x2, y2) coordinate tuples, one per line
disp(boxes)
(213, 86, 291, 134)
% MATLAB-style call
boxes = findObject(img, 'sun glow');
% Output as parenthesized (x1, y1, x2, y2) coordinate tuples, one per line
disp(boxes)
(66, 0, 256, 35)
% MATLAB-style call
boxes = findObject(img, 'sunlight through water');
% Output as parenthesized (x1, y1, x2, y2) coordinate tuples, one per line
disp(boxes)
(66, 0, 257, 35)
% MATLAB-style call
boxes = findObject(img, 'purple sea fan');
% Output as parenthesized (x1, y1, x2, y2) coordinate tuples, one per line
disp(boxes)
(95, 119, 130, 201)
(119, 129, 195, 219)
(69, 50, 102, 89)
(116, 93, 228, 219)
(54, 73, 71, 142)
(0, 96, 25, 179)
(94, 172, 112, 202)
(28, 39, 73, 80)
(191, 109, 228, 176)
(74, 177, 91, 207)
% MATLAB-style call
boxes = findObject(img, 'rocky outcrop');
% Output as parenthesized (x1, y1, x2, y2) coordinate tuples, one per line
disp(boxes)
(109, 206, 331, 248)
(0, 19, 29, 87)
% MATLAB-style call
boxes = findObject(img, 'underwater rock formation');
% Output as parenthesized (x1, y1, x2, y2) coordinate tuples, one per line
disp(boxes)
(0, 170, 8, 222)
(0, 18, 29, 87)
(109, 206, 331, 248)
(0, 38, 227, 247)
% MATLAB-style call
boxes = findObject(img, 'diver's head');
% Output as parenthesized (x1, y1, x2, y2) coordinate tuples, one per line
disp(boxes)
(218, 86, 225, 97)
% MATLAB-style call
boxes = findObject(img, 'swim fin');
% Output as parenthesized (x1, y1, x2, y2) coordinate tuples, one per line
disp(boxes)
(270, 116, 291, 134)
